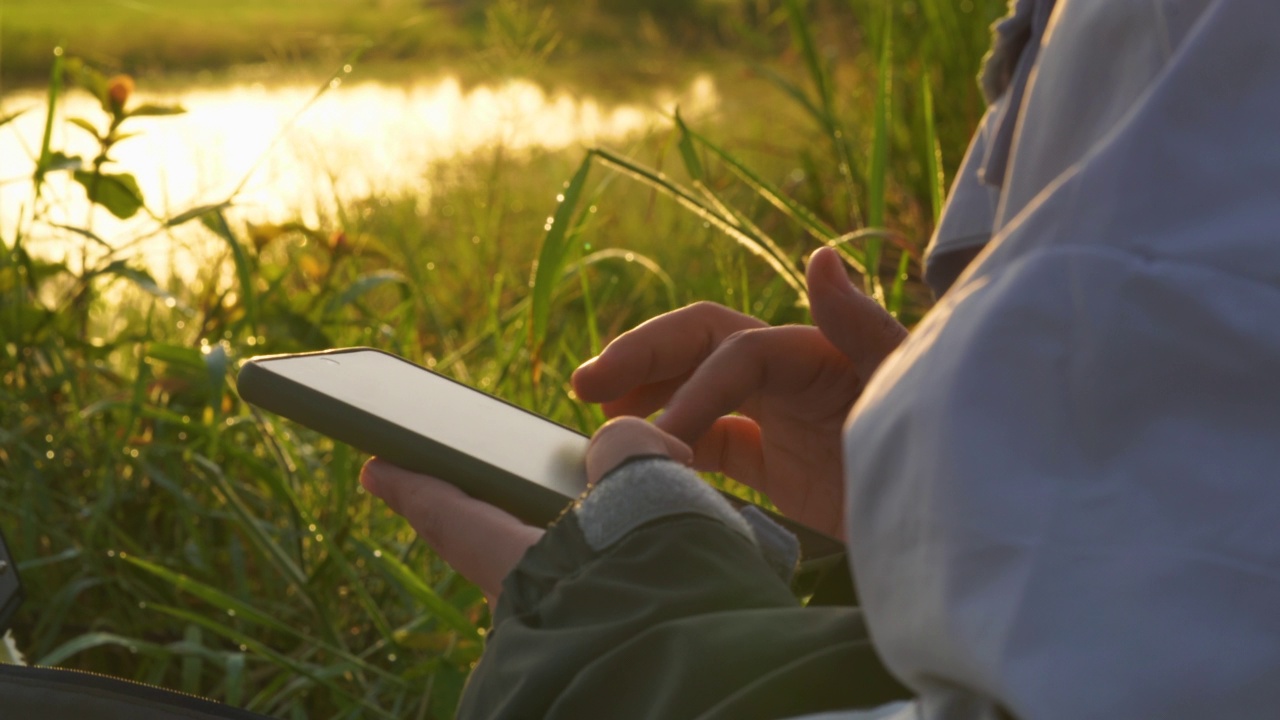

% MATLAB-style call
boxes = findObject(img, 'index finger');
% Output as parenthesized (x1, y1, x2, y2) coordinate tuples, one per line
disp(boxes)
(572, 302, 766, 413)
(654, 324, 852, 444)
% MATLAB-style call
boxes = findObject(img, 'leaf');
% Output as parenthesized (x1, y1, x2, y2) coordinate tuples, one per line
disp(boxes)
(530, 153, 592, 357)
(73, 170, 145, 219)
(127, 103, 186, 118)
(44, 152, 84, 174)
(0, 106, 30, 129)
(107, 130, 142, 146)
(68, 116, 101, 140)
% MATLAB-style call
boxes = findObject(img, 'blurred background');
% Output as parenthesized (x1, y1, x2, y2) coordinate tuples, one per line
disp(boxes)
(1, 1, 1003, 717)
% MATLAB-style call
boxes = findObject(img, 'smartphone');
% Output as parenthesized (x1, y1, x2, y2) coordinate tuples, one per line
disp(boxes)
(237, 347, 853, 595)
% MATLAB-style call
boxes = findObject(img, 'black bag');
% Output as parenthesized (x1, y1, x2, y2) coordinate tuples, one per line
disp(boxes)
(0, 529, 273, 719)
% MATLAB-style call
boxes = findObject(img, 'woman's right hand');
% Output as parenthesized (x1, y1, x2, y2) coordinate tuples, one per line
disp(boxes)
(571, 247, 907, 539)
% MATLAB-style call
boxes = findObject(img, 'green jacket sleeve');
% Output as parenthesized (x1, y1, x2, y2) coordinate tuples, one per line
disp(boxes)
(457, 458, 909, 720)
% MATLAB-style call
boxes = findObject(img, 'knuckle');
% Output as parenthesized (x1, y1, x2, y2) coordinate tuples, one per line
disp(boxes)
(720, 327, 768, 354)
(688, 300, 729, 316)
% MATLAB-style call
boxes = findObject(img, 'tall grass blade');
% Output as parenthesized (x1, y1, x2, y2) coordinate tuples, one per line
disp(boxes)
(358, 539, 481, 642)
(32, 49, 65, 197)
(591, 148, 806, 298)
(576, 248, 679, 310)
(200, 209, 259, 332)
(673, 109, 706, 182)
(530, 152, 593, 359)
(146, 604, 398, 720)
(921, 78, 946, 223)
(190, 454, 322, 619)
(782, 0, 864, 228)
(865, 4, 894, 301)
(122, 554, 404, 684)
(181, 625, 204, 697)
(37, 632, 167, 667)
(228, 50, 366, 199)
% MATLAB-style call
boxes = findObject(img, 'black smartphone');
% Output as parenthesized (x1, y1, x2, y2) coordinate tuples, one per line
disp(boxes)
(237, 347, 853, 597)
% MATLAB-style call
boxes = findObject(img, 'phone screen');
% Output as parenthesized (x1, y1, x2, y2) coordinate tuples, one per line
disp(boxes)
(253, 350, 589, 498)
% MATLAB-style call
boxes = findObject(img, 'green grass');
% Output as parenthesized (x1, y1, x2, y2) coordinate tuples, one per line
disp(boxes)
(1, 1, 1005, 716)
(1, 0, 465, 83)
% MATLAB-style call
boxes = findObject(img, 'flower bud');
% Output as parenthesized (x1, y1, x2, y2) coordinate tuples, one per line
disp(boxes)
(107, 75, 134, 112)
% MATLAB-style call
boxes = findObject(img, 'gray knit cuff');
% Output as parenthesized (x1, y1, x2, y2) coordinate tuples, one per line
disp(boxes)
(573, 457, 799, 582)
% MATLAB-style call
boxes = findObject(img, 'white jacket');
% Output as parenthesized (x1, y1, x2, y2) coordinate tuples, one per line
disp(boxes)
(841, 0, 1280, 718)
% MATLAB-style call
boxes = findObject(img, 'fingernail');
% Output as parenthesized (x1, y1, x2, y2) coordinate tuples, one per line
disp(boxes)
(360, 461, 385, 492)
(816, 249, 855, 293)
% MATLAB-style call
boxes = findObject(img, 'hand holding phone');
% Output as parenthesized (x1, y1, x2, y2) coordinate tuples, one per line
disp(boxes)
(237, 348, 853, 600)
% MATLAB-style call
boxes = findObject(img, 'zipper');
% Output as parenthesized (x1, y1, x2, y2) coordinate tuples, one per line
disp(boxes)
(1, 663, 270, 719)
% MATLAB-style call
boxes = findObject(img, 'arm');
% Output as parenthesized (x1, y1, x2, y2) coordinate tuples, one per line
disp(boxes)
(461, 451, 908, 720)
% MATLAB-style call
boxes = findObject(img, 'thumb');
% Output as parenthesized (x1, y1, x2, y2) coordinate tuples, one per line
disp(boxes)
(806, 246, 908, 380)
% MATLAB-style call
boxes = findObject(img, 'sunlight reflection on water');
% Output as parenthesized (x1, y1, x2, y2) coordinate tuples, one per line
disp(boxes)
(0, 74, 717, 280)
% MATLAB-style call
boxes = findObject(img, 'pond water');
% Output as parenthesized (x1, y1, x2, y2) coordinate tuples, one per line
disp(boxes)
(0, 72, 717, 280)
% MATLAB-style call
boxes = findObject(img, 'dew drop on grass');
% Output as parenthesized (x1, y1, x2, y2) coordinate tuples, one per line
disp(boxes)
(373, 550, 383, 558)
(387, 654, 397, 663)
(227, 609, 236, 617)
(46, 451, 54, 460)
